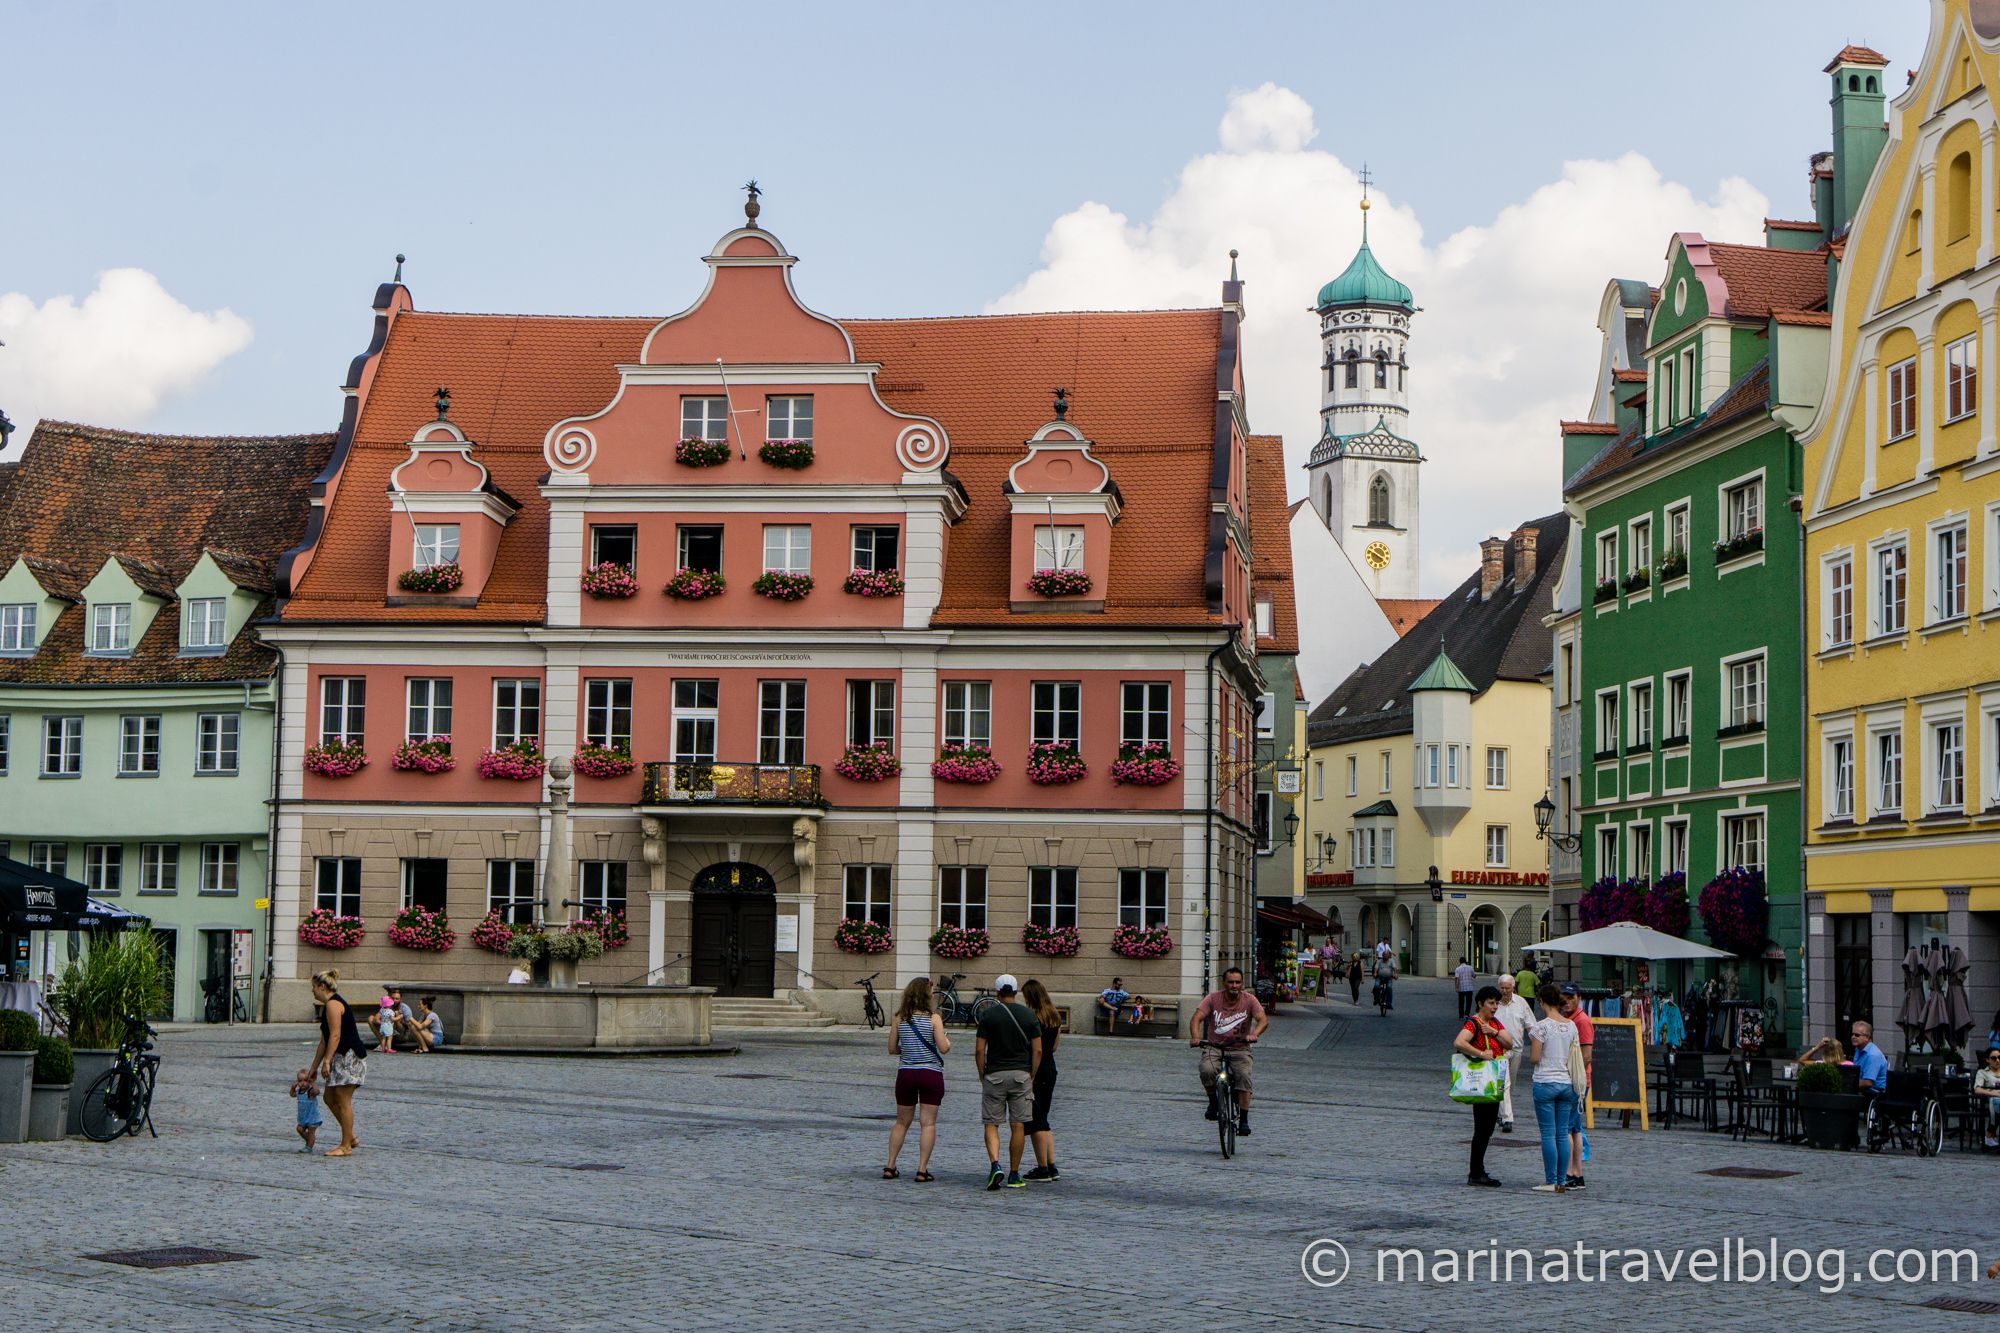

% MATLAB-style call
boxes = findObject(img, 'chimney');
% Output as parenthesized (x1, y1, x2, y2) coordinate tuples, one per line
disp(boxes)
(1512, 525, 1540, 585)
(1479, 537, 1506, 600)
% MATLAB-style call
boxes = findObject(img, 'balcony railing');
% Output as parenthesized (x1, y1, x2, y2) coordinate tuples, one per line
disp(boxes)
(640, 761, 825, 807)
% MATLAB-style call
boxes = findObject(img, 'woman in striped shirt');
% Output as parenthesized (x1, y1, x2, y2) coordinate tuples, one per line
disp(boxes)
(885, 977, 951, 1181)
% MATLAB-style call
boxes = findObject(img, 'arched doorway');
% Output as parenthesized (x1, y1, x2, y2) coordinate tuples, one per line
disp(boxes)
(1393, 902, 1416, 973)
(1466, 905, 1506, 976)
(690, 862, 777, 997)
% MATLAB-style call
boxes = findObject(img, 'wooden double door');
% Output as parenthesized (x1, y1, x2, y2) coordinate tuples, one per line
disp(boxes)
(689, 862, 777, 997)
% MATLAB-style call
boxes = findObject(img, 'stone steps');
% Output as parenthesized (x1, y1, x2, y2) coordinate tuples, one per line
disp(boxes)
(710, 997, 838, 1030)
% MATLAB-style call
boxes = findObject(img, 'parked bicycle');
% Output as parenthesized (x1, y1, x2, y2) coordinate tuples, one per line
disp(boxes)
(79, 1013, 161, 1142)
(931, 973, 997, 1026)
(857, 973, 886, 1030)
(202, 978, 249, 1024)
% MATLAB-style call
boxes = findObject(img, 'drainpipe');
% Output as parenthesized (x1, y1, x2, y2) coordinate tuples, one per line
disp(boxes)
(259, 644, 284, 1025)
(1202, 626, 1242, 995)
(1791, 483, 1809, 1049)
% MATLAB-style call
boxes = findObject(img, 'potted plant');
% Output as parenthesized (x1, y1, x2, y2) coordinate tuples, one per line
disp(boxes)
(387, 906, 456, 952)
(929, 923, 990, 959)
(1713, 528, 1764, 563)
(51, 930, 168, 1136)
(675, 437, 731, 467)
(1025, 568, 1092, 598)
(834, 918, 893, 954)
(751, 571, 815, 601)
(299, 907, 366, 949)
(1641, 871, 1690, 937)
(504, 924, 605, 988)
(477, 741, 546, 781)
(580, 561, 641, 599)
(1795, 1059, 1862, 1150)
(303, 741, 368, 777)
(1593, 578, 1619, 605)
(28, 1034, 73, 1141)
(842, 568, 905, 598)
(1698, 867, 1769, 956)
(397, 562, 465, 594)
(1578, 875, 1646, 930)
(0, 1010, 35, 1143)
(665, 567, 726, 600)
(835, 742, 901, 783)
(392, 736, 456, 773)
(1621, 567, 1651, 593)
(758, 438, 814, 469)
(1025, 742, 1087, 785)
(1108, 743, 1181, 786)
(470, 911, 517, 954)
(931, 744, 1001, 784)
(1022, 922, 1081, 957)
(1110, 923, 1173, 959)
(1658, 547, 1689, 581)
(572, 741, 635, 779)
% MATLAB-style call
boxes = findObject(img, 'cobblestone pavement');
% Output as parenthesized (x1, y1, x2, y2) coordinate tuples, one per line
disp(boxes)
(2, 979, 1993, 1330)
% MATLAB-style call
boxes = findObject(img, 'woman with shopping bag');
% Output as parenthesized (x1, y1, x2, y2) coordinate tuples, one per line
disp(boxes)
(1451, 984, 1513, 1188)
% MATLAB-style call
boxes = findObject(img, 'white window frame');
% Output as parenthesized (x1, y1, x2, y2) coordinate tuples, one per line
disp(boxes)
(487, 859, 537, 926)
(680, 396, 728, 441)
(414, 524, 460, 569)
(1721, 650, 1766, 731)
(42, 715, 83, 776)
(0, 603, 34, 654)
(1032, 525, 1084, 572)
(761, 524, 812, 574)
(676, 524, 724, 573)
(1629, 515, 1653, 577)
(1662, 817, 1690, 877)
(757, 679, 806, 766)
(1679, 343, 1697, 419)
(1595, 530, 1619, 586)
(1030, 680, 1080, 747)
(851, 525, 899, 573)
(1945, 333, 1978, 422)
(1870, 718, 1905, 819)
(1256, 691, 1276, 739)
(406, 678, 453, 742)
(1870, 535, 1909, 638)
(1484, 824, 1509, 869)
(195, 712, 240, 774)
(579, 861, 628, 917)
(938, 865, 988, 931)
(1720, 471, 1764, 544)
(1485, 746, 1508, 790)
(1664, 670, 1692, 744)
(140, 843, 180, 894)
(584, 678, 633, 751)
(591, 524, 637, 569)
(199, 842, 240, 894)
(1887, 356, 1917, 440)
(1664, 501, 1691, 577)
(846, 679, 895, 749)
(1628, 679, 1654, 750)
(672, 679, 721, 763)
(1627, 821, 1653, 880)
(1254, 599, 1275, 638)
(765, 394, 814, 442)
(1822, 550, 1854, 649)
(842, 864, 893, 927)
(118, 714, 161, 777)
(320, 676, 366, 746)
(1823, 722, 1856, 823)
(1929, 515, 1969, 624)
(1924, 708, 1967, 814)
(1595, 826, 1619, 883)
(1344, 756, 1357, 797)
(1378, 750, 1391, 792)
(1028, 866, 1079, 929)
(1424, 743, 1440, 787)
(90, 602, 131, 654)
(1121, 681, 1171, 747)
(184, 597, 228, 650)
(1379, 827, 1396, 868)
(1117, 868, 1169, 928)
(942, 680, 992, 749)
(84, 844, 122, 895)
(492, 678, 541, 750)
(1594, 689, 1619, 757)
(1720, 809, 1767, 872)
(313, 855, 359, 914)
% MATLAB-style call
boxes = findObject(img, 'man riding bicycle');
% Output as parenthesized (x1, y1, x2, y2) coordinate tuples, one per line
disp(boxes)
(1190, 966, 1269, 1135)
(1372, 953, 1397, 1011)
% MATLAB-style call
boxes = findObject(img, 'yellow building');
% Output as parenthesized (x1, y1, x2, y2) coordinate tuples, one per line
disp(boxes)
(1303, 518, 1565, 977)
(1802, 7, 2000, 1057)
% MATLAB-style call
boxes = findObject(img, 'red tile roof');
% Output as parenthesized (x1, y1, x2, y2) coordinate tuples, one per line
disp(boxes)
(1611, 368, 1649, 383)
(1566, 360, 1772, 494)
(1706, 243, 1828, 319)
(1560, 421, 1621, 435)
(1376, 598, 1441, 638)
(1772, 308, 1834, 327)
(1764, 217, 1823, 232)
(1246, 434, 1299, 654)
(1824, 44, 1889, 71)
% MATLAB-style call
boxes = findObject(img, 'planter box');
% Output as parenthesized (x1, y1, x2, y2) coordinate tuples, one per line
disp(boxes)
(1798, 1089, 1863, 1150)
(28, 1083, 70, 1140)
(0, 1052, 31, 1143)
(68, 1050, 117, 1136)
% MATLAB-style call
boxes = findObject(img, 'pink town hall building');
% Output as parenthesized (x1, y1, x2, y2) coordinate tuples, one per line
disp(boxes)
(263, 200, 1292, 1022)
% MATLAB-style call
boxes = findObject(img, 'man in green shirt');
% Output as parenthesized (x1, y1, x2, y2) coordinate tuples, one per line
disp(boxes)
(1515, 953, 1541, 1008)
(974, 974, 1042, 1190)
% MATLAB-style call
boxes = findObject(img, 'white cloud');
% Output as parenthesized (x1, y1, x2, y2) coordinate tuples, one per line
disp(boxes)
(0, 268, 252, 449)
(989, 87, 1769, 592)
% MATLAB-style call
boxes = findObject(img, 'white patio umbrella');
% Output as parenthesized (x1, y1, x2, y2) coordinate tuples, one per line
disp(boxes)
(1537, 921, 1734, 961)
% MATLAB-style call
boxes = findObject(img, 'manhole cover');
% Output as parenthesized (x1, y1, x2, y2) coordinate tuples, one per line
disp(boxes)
(1921, 1297, 2000, 1315)
(86, 1247, 256, 1269)
(565, 1164, 624, 1172)
(1700, 1166, 1798, 1179)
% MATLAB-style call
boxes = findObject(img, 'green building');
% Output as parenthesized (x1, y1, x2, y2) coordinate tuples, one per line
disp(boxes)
(0, 421, 332, 1021)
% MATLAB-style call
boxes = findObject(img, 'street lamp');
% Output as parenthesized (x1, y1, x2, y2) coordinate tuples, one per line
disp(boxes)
(1304, 833, 1338, 871)
(1281, 808, 1299, 846)
(1533, 792, 1582, 853)
(1426, 864, 1444, 903)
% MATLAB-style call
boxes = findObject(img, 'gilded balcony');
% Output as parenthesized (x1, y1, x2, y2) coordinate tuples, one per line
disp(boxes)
(639, 761, 825, 808)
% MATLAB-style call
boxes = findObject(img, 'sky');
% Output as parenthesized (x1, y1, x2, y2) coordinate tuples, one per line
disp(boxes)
(0, 1, 1933, 592)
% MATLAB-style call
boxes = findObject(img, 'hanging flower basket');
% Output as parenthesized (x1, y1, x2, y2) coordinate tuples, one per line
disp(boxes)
(572, 742, 635, 780)
(1025, 568, 1092, 598)
(1022, 922, 1081, 957)
(676, 437, 731, 467)
(929, 923, 990, 959)
(1109, 743, 1181, 786)
(470, 911, 517, 954)
(1697, 866, 1769, 957)
(303, 741, 367, 778)
(299, 908, 364, 950)
(758, 438, 814, 469)
(843, 568, 905, 598)
(1025, 742, 1087, 785)
(1578, 875, 1646, 931)
(387, 906, 456, 952)
(834, 917, 893, 954)
(665, 568, 726, 600)
(392, 736, 456, 774)
(581, 562, 641, 599)
(752, 571, 815, 602)
(835, 742, 901, 783)
(1110, 923, 1173, 958)
(577, 910, 629, 950)
(397, 563, 464, 594)
(478, 741, 546, 781)
(1642, 871, 1690, 937)
(931, 744, 1001, 784)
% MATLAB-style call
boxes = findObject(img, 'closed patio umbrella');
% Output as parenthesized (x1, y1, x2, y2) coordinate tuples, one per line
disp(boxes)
(1895, 946, 1928, 1043)
(1943, 945, 1975, 1043)
(1920, 945, 1951, 1047)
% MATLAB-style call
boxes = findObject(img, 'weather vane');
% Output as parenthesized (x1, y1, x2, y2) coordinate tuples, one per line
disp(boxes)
(434, 386, 451, 421)
(743, 179, 762, 228)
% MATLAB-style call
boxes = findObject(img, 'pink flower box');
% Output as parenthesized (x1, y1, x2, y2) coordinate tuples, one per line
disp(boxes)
(1022, 922, 1081, 957)
(835, 742, 901, 783)
(299, 908, 364, 950)
(392, 736, 456, 774)
(834, 917, 893, 954)
(397, 562, 465, 594)
(676, 437, 731, 467)
(1025, 742, 1087, 785)
(1109, 743, 1181, 786)
(303, 742, 367, 778)
(752, 571, 815, 601)
(931, 744, 1001, 784)
(470, 911, 517, 953)
(387, 906, 456, 952)
(758, 438, 814, 469)
(581, 562, 640, 599)
(929, 923, 990, 959)
(1110, 924, 1174, 959)
(1025, 568, 1092, 597)
(665, 568, 726, 600)
(572, 742, 635, 779)
(842, 568, 905, 598)
(576, 910, 630, 950)
(478, 742, 546, 781)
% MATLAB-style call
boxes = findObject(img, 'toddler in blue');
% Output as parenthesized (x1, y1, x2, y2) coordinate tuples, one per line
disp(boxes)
(291, 1073, 323, 1152)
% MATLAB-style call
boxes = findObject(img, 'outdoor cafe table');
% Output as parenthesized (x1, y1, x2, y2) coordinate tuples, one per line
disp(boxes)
(0, 980, 42, 1017)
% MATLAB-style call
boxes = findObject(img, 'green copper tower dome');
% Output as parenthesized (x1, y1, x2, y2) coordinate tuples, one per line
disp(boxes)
(1316, 198, 1414, 311)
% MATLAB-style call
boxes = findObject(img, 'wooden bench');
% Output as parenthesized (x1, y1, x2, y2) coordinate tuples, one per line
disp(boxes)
(1092, 1002, 1179, 1038)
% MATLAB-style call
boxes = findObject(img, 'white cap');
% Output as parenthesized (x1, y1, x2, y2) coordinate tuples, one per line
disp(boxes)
(994, 973, 1019, 994)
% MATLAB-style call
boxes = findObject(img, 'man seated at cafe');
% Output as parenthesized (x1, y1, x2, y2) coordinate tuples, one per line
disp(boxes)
(1850, 1021, 1889, 1097)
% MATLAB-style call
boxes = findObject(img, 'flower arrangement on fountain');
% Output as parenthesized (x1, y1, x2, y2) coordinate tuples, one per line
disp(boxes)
(392, 736, 456, 773)
(1025, 742, 1087, 785)
(397, 562, 464, 594)
(751, 571, 815, 602)
(571, 741, 635, 779)
(842, 567, 904, 598)
(1697, 866, 1768, 957)
(1110, 923, 1173, 959)
(580, 561, 640, 599)
(503, 924, 606, 964)
(387, 906, 456, 952)
(299, 908, 364, 950)
(1642, 871, 1691, 937)
(929, 923, 990, 959)
(1577, 875, 1647, 930)
(478, 741, 546, 781)
(664, 567, 726, 600)
(834, 917, 893, 955)
(576, 910, 629, 950)
(1022, 922, 1081, 957)
(1025, 567, 1092, 597)
(1109, 743, 1181, 786)
(758, 438, 814, 469)
(675, 436, 731, 467)
(931, 744, 1001, 784)
(834, 741, 901, 782)
(303, 741, 367, 778)
(470, 911, 518, 953)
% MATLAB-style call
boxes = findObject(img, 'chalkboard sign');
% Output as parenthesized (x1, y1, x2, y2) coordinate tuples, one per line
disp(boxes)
(1583, 1017, 1649, 1131)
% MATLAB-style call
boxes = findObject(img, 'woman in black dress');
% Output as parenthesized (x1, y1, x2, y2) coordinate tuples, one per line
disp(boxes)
(301, 968, 369, 1156)
(1021, 980, 1062, 1182)
(1347, 955, 1364, 1004)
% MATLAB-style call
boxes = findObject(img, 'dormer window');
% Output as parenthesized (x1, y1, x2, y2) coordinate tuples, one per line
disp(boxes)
(1033, 525, 1084, 571)
(766, 395, 814, 442)
(0, 604, 33, 654)
(185, 597, 228, 650)
(91, 603, 131, 654)
(414, 524, 460, 569)
(681, 396, 728, 441)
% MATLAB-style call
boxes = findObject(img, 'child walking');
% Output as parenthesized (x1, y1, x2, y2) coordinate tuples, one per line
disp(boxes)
(376, 994, 398, 1053)
(292, 1072, 323, 1152)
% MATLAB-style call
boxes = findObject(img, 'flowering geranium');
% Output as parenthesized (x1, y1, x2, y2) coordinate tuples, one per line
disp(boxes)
(843, 568, 905, 598)
(676, 436, 731, 467)
(1109, 743, 1181, 786)
(478, 741, 546, 781)
(392, 736, 456, 774)
(1022, 922, 1081, 957)
(576, 910, 629, 950)
(835, 742, 901, 782)
(1578, 875, 1647, 930)
(303, 741, 367, 778)
(398, 562, 465, 594)
(299, 908, 364, 950)
(1698, 866, 1769, 957)
(834, 917, 893, 954)
(1642, 871, 1691, 937)
(665, 567, 726, 600)
(1025, 742, 1087, 785)
(1111, 923, 1173, 958)
(580, 562, 640, 599)
(572, 742, 635, 779)
(931, 744, 1001, 784)
(929, 923, 990, 959)
(758, 438, 814, 469)
(387, 905, 456, 952)
(470, 911, 517, 954)
(752, 571, 815, 601)
(1025, 568, 1092, 597)
(1714, 528, 1765, 563)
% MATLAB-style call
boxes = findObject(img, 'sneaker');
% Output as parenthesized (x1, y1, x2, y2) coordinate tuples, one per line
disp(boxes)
(1004, 1172, 1027, 1189)
(1566, 1176, 1586, 1190)
(1021, 1166, 1051, 1182)
(986, 1163, 1004, 1191)
(1043, 1164, 1060, 1182)
(1531, 1183, 1566, 1193)
(1499, 1120, 1514, 1134)
(1468, 1173, 1502, 1188)
(1236, 1114, 1251, 1137)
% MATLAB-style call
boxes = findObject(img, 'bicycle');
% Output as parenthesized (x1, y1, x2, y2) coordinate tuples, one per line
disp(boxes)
(932, 973, 997, 1026)
(201, 979, 251, 1024)
(857, 973, 886, 1030)
(1372, 975, 1394, 1017)
(1198, 1040, 1246, 1159)
(79, 1014, 162, 1142)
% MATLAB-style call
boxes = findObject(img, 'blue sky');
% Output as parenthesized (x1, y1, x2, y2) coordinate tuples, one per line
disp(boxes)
(0, 1, 1932, 586)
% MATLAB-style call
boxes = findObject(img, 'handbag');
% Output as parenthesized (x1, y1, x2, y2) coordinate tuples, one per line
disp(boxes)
(1564, 1020, 1588, 1093)
(1450, 1053, 1504, 1103)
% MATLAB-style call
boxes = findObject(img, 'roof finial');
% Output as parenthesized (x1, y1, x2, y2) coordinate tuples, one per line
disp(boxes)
(1358, 162, 1373, 241)
(742, 179, 762, 229)
(1228, 248, 1240, 281)
(393, 253, 405, 283)
(434, 386, 451, 421)
(1052, 387, 1069, 421)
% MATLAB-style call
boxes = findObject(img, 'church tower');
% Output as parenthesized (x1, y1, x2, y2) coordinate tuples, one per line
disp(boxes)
(1305, 184, 1423, 599)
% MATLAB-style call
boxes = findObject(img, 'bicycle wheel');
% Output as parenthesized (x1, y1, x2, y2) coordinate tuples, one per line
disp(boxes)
(969, 996, 998, 1023)
(1216, 1079, 1236, 1159)
(864, 994, 885, 1030)
(79, 1068, 132, 1142)
(1918, 1100, 1942, 1157)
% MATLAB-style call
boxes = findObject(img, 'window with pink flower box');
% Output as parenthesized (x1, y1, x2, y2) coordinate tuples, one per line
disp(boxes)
(407, 678, 453, 741)
(492, 679, 541, 749)
(939, 866, 987, 930)
(847, 680, 895, 748)
(1120, 683, 1170, 746)
(401, 858, 448, 912)
(1031, 682, 1080, 746)
(759, 681, 805, 765)
(1118, 868, 1167, 928)
(316, 856, 360, 916)
(591, 525, 637, 568)
(581, 861, 627, 916)
(585, 679, 632, 751)
(942, 681, 991, 748)
(852, 526, 899, 572)
(321, 677, 366, 746)
(1029, 866, 1078, 929)
(844, 864, 891, 927)
(487, 859, 536, 926)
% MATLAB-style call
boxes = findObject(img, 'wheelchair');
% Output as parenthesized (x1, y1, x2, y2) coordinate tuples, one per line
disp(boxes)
(1863, 1069, 1944, 1156)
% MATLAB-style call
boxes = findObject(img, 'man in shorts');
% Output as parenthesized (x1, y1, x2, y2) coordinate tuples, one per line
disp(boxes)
(1559, 982, 1594, 1189)
(974, 973, 1042, 1190)
(1191, 966, 1269, 1134)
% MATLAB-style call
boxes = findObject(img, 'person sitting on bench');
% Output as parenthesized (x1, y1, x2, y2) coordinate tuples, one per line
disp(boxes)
(1099, 979, 1133, 1030)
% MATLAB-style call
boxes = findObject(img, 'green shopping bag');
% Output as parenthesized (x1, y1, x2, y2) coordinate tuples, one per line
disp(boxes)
(1449, 1053, 1504, 1103)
